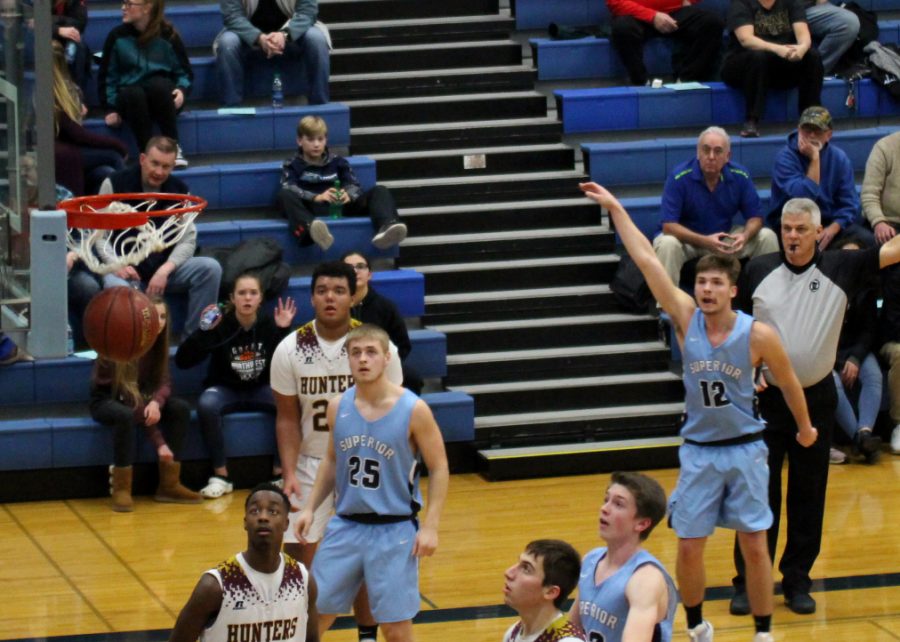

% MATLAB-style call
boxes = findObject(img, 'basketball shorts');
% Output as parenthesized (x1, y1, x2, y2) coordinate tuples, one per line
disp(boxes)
(668, 439, 772, 538)
(313, 516, 420, 622)
(285, 455, 334, 544)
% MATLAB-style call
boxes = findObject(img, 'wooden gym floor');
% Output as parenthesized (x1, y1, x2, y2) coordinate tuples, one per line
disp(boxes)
(2, 457, 899, 642)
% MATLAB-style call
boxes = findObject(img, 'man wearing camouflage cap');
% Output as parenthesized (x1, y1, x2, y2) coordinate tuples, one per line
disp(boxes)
(768, 106, 874, 250)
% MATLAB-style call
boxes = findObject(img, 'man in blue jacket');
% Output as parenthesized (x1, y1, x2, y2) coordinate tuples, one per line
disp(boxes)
(768, 106, 874, 249)
(214, 0, 330, 106)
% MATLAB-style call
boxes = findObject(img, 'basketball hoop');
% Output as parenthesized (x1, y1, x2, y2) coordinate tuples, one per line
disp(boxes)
(59, 193, 207, 276)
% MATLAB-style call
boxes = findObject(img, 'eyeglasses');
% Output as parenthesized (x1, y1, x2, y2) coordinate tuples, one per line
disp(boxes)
(349, 263, 369, 271)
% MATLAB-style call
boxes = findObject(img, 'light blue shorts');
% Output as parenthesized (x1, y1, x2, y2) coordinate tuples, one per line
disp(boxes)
(313, 516, 420, 622)
(668, 439, 772, 538)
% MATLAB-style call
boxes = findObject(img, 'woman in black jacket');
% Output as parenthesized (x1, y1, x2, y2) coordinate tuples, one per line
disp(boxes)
(175, 273, 295, 497)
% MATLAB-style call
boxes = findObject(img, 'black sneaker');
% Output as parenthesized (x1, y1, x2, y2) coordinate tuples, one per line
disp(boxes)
(729, 589, 750, 616)
(856, 428, 882, 464)
(371, 221, 407, 249)
(785, 592, 816, 614)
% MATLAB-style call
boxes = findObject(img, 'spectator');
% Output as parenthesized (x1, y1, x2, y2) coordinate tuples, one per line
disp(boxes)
(654, 126, 778, 286)
(341, 250, 422, 395)
(804, 0, 859, 75)
(99, 136, 223, 336)
(829, 238, 882, 464)
(98, 0, 192, 167)
(52, 0, 91, 89)
(214, 0, 330, 106)
(861, 130, 900, 454)
(90, 296, 201, 512)
(768, 107, 873, 248)
(53, 40, 127, 197)
(279, 115, 406, 251)
(721, 0, 822, 137)
(174, 273, 296, 498)
(605, 0, 723, 86)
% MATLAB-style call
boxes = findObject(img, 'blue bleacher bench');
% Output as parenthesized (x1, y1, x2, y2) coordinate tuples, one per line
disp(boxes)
(582, 126, 894, 187)
(0, 389, 474, 472)
(82, 103, 350, 160)
(554, 78, 898, 134)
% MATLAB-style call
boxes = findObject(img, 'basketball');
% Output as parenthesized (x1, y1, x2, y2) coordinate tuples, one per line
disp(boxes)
(83, 287, 160, 362)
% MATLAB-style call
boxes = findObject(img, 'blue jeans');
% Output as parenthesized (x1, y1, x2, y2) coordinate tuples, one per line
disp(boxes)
(806, 2, 860, 74)
(213, 25, 330, 106)
(197, 384, 275, 470)
(832, 352, 883, 440)
(102, 256, 222, 335)
(68, 265, 102, 347)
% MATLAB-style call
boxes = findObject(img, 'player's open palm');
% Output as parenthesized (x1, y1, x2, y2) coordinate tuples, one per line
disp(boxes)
(412, 526, 438, 557)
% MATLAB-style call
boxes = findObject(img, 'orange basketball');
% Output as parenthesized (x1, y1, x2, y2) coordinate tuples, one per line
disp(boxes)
(83, 287, 160, 362)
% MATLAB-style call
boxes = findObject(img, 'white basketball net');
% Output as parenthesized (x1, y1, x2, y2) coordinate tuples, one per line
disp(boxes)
(66, 198, 201, 276)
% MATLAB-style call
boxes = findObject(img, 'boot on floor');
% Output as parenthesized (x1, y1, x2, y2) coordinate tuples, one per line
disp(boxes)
(154, 460, 202, 504)
(110, 465, 134, 512)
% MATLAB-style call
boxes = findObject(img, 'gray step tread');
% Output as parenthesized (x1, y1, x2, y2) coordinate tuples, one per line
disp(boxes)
(352, 116, 558, 135)
(429, 310, 646, 333)
(370, 142, 572, 161)
(382, 169, 584, 189)
(332, 15, 513, 30)
(334, 64, 532, 82)
(477, 435, 684, 459)
(400, 197, 589, 216)
(476, 402, 686, 429)
(427, 284, 610, 305)
(414, 254, 618, 276)
(343, 90, 544, 108)
(333, 39, 518, 55)
(453, 371, 681, 395)
(404, 225, 604, 246)
(445, 339, 664, 365)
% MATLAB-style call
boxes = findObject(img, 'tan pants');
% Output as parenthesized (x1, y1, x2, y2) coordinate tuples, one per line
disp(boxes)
(653, 225, 779, 286)
(880, 341, 900, 423)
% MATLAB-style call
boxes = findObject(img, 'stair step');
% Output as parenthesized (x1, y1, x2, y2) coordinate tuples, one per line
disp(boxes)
(443, 341, 670, 383)
(369, 143, 576, 181)
(429, 310, 659, 351)
(384, 170, 587, 208)
(413, 253, 617, 294)
(330, 15, 516, 48)
(399, 197, 600, 235)
(345, 91, 549, 127)
(476, 435, 683, 480)
(331, 65, 536, 101)
(332, 41, 523, 75)
(319, 0, 501, 23)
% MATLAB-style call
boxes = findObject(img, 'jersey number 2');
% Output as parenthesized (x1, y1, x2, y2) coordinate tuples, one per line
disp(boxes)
(348, 456, 380, 489)
(699, 379, 731, 407)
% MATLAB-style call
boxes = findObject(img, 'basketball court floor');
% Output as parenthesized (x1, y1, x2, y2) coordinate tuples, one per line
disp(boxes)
(2, 459, 898, 641)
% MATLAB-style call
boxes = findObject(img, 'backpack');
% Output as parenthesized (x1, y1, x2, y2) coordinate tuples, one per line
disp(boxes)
(865, 41, 900, 101)
(610, 254, 653, 314)
(201, 237, 291, 301)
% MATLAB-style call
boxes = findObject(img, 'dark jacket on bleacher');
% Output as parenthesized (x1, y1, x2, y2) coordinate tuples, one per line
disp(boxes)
(350, 286, 411, 360)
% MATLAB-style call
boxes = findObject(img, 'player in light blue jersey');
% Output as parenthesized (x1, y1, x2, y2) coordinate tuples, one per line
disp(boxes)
(294, 324, 449, 642)
(569, 472, 675, 642)
(581, 182, 817, 642)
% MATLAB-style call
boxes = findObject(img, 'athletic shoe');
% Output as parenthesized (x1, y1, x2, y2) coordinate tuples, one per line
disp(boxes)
(752, 633, 774, 642)
(174, 145, 188, 169)
(855, 428, 881, 464)
(828, 447, 847, 464)
(785, 592, 816, 614)
(687, 620, 714, 642)
(371, 221, 407, 249)
(891, 424, 900, 454)
(740, 120, 760, 138)
(310, 219, 334, 251)
(730, 589, 750, 616)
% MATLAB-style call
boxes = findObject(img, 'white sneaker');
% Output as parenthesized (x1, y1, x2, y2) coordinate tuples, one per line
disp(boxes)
(829, 447, 847, 464)
(752, 633, 774, 642)
(687, 620, 714, 642)
(310, 219, 334, 251)
(174, 145, 188, 169)
(371, 221, 407, 249)
(891, 424, 900, 454)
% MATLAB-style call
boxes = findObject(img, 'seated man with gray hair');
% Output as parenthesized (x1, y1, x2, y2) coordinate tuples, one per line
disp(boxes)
(654, 126, 778, 287)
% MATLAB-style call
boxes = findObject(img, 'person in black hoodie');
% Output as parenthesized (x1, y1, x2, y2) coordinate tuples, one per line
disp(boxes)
(341, 250, 422, 395)
(175, 273, 296, 498)
(278, 115, 406, 251)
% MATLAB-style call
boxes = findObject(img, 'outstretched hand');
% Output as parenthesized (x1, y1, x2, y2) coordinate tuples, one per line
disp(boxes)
(579, 181, 621, 211)
(274, 296, 297, 328)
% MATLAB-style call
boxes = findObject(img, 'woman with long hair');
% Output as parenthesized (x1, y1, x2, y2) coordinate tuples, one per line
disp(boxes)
(90, 296, 201, 512)
(97, 0, 192, 167)
(175, 274, 296, 498)
(53, 40, 128, 196)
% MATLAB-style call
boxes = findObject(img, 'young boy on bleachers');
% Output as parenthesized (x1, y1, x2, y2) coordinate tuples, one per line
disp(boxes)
(278, 115, 406, 252)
